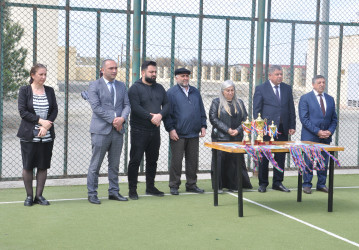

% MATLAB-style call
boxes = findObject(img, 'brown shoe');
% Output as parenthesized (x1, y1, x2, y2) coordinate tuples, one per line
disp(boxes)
(316, 186, 329, 193)
(303, 187, 312, 194)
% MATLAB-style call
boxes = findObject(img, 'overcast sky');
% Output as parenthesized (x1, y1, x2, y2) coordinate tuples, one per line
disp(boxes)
(54, 0, 359, 65)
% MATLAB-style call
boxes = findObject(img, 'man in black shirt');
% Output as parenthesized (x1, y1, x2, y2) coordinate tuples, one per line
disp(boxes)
(127, 61, 170, 200)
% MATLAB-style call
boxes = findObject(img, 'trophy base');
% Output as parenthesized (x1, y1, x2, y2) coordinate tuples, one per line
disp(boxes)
(254, 140, 266, 145)
(241, 141, 251, 145)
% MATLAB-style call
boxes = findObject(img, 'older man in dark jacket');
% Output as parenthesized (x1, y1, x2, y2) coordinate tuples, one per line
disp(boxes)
(164, 68, 207, 195)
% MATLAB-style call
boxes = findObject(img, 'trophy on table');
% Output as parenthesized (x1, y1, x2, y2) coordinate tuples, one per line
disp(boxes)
(242, 116, 252, 144)
(269, 121, 277, 142)
(254, 113, 265, 142)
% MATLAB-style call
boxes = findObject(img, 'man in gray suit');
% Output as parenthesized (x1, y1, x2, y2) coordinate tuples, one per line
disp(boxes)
(87, 59, 131, 204)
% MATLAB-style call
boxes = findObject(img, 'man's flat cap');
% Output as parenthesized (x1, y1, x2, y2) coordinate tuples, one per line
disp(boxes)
(175, 68, 191, 75)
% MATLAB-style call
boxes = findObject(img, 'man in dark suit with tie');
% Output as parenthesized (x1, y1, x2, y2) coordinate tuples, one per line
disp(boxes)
(253, 65, 296, 193)
(87, 59, 131, 204)
(299, 75, 337, 194)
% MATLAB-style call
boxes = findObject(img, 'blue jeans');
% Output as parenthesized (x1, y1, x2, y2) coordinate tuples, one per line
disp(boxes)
(302, 151, 329, 189)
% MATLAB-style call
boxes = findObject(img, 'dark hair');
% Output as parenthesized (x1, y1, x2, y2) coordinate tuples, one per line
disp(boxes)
(268, 65, 283, 74)
(101, 59, 116, 69)
(29, 63, 47, 84)
(141, 60, 157, 71)
(312, 75, 325, 84)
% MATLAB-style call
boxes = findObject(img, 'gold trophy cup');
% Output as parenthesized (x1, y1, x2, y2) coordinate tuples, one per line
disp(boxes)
(269, 121, 277, 142)
(242, 116, 252, 143)
(255, 113, 265, 142)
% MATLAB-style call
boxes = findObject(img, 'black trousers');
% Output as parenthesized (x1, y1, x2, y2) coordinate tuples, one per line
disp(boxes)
(127, 128, 160, 190)
(258, 124, 288, 187)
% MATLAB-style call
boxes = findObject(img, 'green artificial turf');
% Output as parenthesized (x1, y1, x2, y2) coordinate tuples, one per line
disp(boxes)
(0, 174, 358, 249)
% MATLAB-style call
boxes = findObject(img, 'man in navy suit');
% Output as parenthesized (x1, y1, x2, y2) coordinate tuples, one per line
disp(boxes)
(87, 59, 131, 204)
(253, 65, 296, 193)
(299, 75, 337, 194)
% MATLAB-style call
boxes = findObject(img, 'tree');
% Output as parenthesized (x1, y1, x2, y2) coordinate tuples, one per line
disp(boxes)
(1, 1, 28, 99)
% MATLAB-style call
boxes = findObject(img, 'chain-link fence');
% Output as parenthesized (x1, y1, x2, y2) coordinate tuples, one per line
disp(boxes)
(1, 0, 358, 180)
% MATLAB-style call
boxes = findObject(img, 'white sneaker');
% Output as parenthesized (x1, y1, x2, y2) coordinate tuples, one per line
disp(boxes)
(218, 189, 223, 194)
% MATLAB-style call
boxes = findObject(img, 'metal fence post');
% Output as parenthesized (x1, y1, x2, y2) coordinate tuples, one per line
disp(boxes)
(224, 18, 230, 80)
(287, 22, 296, 169)
(95, 11, 101, 79)
(255, 0, 265, 87)
(248, 0, 256, 118)
(264, 0, 271, 79)
(197, 0, 203, 91)
(63, 0, 70, 176)
(170, 16, 176, 87)
(142, 0, 147, 62)
(335, 25, 343, 149)
(247, 0, 256, 170)
(124, 0, 132, 173)
(0, 0, 5, 179)
(132, 0, 141, 82)
(313, 0, 321, 77)
(32, 6, 37, 64)
(168, 15, 176, 170)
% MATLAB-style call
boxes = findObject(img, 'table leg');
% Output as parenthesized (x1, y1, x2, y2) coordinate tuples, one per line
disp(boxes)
(213, 149, 219, 206)
(238, 153, 243, 217)
(328, 153, 334, 212)
(297, 171, 302, 202)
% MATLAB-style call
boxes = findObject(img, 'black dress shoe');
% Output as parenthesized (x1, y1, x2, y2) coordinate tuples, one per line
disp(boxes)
(34, 196, 50, 205)
(258, 185, 267, 193)
(272, 184, 290, 192)
(186, 186, 204, 193)
(316, 186, 329, 193)
(146, 186, 165, 197)
(24, 196, 33, 206)
(170, 187, 179, 195)
(109, 193, 128, 201)
(88, 195, 101, 204)
(303, 187, 312, 194)
(129, 190, 139, 200)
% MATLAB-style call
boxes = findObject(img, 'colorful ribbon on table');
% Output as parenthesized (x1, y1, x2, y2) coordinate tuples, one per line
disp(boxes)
(244, 145, 262, 171)
(289, 144, 341, 174)
(259, 147, 283, 172)
(316, 145, 341, 168)
(244, 145, 283, 172)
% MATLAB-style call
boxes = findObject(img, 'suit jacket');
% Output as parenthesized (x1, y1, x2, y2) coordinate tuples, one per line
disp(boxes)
(299, 90, 337, 143)
(17, 85, 58, 141)
(88, 78, 130, 135)
(253, 80, 296, 135)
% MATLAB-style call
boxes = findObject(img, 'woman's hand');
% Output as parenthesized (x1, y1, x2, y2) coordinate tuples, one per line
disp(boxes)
(39, 118, 53, 130)
(228, 128, 239, 137)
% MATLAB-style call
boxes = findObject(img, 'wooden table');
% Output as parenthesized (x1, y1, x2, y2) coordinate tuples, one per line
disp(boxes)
(204, 141, 344, 217)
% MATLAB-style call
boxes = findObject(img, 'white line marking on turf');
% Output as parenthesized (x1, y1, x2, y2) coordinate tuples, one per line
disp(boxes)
(227, 192, 359, 248)
(1, 186, 359, 205)
(0, 192, 202, 205)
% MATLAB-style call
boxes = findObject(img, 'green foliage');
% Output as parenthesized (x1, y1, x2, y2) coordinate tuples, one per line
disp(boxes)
(1, 1, 28, 99)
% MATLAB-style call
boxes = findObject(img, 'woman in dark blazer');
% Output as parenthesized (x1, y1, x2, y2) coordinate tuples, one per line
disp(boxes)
(209, 80, 252, 192)
(17, 64, 58, 206)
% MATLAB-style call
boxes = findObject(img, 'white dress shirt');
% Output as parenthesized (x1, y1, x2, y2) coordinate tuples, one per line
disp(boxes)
(313, 89, 327, 111)
(269, 80, 280, 99)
